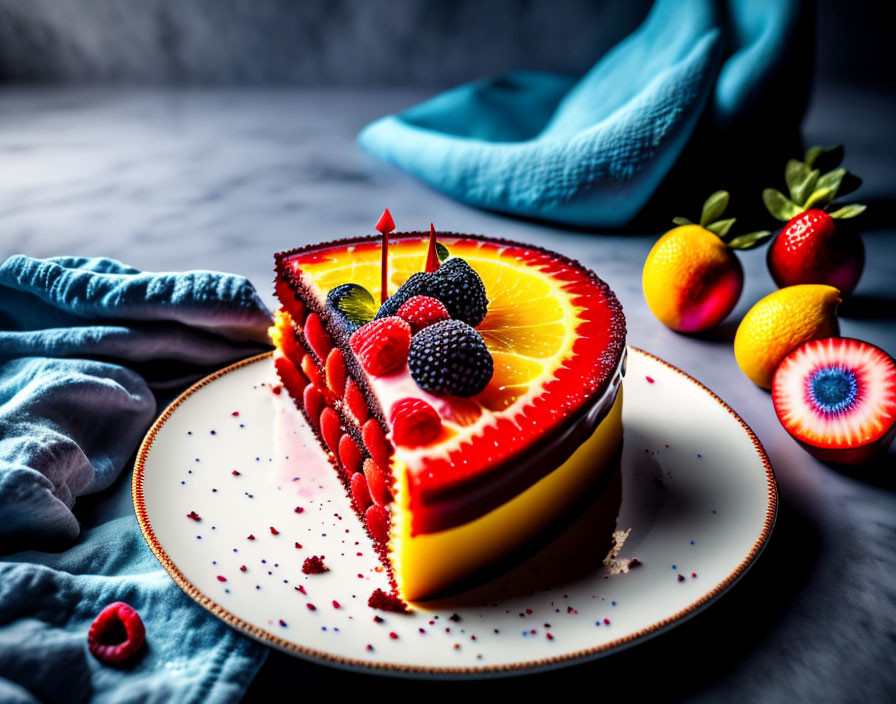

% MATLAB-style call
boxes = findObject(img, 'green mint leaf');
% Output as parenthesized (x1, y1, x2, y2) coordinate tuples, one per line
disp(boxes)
(785, 159, 810, 201)
(435, 242, 451, 263)
(804, 186, 838, 210)
(672, 216, 694, 226)
(699, 191, 729, 227)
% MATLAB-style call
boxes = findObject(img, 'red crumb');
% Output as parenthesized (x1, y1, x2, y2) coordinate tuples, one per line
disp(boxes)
(389, 632, 399, 640)
(646, 376, 655, 383)
(216, 576, 227, 582)
(231, 411, 240, 416)
(547, 633, 554, 640)
(279, 619, 286, 627)
(240, 565, 247, 572)
(368, 588, 410, 613)
(247, 534, 255, 540)
(603, 618, 610, 625)
(302, 555, 329, 574)
(186, 511, 201, 521)
(294, 542, 302, 549)
(232, 470, 240, 476)
(306, 603, 316, 611)
(691, 572, 697, 578)
(295, 585, 307, 595)
(294, 506, 304, 514)
(678, 574, 686, 582)
(272, 385, 283, 395)
(332, 600, 341, 609)
(270, 526, 279, 535)
(629, 558, 642, 567)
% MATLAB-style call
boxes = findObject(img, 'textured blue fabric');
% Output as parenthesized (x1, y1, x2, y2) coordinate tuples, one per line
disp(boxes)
(0, 255, 271, 702)
(358, 0, 804, 228)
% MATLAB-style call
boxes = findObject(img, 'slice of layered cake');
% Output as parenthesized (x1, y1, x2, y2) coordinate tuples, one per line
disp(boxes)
(272, 215, 625, 602)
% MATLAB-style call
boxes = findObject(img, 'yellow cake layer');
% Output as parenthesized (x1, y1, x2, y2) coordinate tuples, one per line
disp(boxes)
(391, 389, 624, 602)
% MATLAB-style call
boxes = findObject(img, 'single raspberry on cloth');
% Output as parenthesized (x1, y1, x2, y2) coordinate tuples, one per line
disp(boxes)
(349, 317, 411, 376)
(87, 602, 146, 664)
(396, 295, 450, 333)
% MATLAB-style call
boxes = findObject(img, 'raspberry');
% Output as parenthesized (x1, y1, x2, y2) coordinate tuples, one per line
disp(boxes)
(87, 602, 146, 665)
(349, 317, 412, 376)
(362, 419, 392, 469)
(325, 348, 346, 396)
(303, 312, 332, 361)
(303, 385, 325, 431)
(408, 320, 494, 397)
(396, 295, 450, 333)
(343, 377, 368, 423)
(390, 398, 442, 446)
(338, 433, 362, 477)
(302, 555, 329, 574)
(365, 504, 390, 544)
(300, 354, 326, 394)
(351, 471, 372, 510)
(320, 407, 342, 453)
(273, 352, 309, 402)
(363, 457, 392, 506)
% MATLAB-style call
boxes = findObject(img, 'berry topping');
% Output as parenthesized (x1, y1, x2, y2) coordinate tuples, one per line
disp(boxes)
(376, 257, 488, 326)
(351, 471, 373, 511)
(87, 602, 146, 665)
(390, 398, 442, 446)
(349, 317, 412, 376)
(363, 457, 392, 506)
(365, 504, 390, 544)
(303, 384, 325, 431)
(326, 283, 377, 333)
(303, 313, 332, 361)
(396, 296, 450, 333)
(408, 320, 493, 397)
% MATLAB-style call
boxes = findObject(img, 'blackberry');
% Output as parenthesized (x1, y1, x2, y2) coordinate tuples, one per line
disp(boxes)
(327, 283, 376, 334)
(376, 258, 488, 327)
(408, 320, 493, 397)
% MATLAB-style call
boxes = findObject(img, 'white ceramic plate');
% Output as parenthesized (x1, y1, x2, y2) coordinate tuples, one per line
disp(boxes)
(134, 347, 776, 676)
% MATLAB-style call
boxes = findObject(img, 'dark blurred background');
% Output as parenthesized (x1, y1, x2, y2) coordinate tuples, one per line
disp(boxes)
(0, 0, 891, 89)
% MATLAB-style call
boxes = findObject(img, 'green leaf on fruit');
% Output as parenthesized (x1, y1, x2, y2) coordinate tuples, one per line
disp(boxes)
(672, 216, 694, 226)
(763, 188, 802, 221)
(726, 230, 773, 250)
(706, 218, 736, 238)
(785, 159, 811, 200)
(804, 185, 838, 210)
(699, 191, 729, 227)
(829, 203, 867, 219)
(791, 169, 820, 206)
(805, 144, 844, 172)
(436, 242, 451, 263)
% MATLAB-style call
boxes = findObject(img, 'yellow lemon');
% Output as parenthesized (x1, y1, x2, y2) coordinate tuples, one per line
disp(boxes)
(734, 285, 841, 388)
(643, 225, 744, 332)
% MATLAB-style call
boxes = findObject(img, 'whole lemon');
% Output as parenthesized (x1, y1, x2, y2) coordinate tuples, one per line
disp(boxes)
(734, 284, 841, 388)
(643, 225, 744, 332)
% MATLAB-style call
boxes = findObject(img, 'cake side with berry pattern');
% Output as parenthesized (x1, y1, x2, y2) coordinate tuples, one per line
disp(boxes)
(272, 230, 625, 601)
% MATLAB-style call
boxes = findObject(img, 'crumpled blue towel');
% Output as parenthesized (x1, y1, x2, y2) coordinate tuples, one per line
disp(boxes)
(0, 255, 272, 702)
(358, 0, 806, 228)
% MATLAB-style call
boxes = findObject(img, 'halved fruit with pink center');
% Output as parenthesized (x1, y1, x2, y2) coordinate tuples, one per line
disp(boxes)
(772, 337, 896, 464)
(272, 232, 625, 601)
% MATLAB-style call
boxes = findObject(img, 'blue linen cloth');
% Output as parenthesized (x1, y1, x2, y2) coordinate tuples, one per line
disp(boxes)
(358, 0, 806, 228)
(0, 255, 273, 702)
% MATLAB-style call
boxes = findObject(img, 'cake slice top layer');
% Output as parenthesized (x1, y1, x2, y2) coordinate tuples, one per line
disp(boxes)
(276, 233, 625, 514)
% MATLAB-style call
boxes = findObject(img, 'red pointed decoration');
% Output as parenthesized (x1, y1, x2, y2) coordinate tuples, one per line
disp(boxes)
(376, 209, 394, 305)
(425, 222, 440, 273)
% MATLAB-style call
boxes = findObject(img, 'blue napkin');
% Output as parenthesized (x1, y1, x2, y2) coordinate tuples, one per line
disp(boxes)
(0, 255, 272, 702)
(358, 0, 806, 228)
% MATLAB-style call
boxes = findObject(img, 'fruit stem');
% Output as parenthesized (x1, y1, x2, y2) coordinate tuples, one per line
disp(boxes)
(425, 222, 440, 273)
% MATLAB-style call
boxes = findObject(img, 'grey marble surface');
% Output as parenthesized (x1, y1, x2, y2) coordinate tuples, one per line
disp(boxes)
(1, 84, 894, 701)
